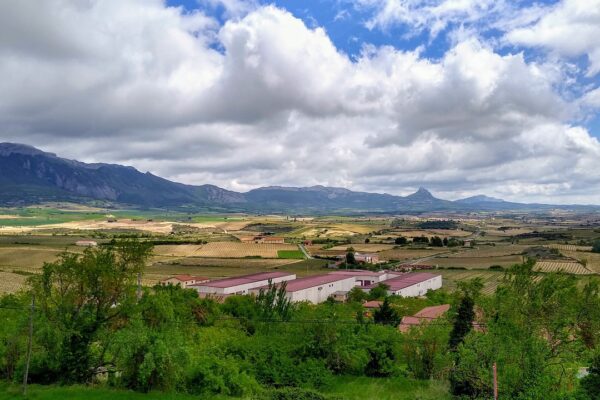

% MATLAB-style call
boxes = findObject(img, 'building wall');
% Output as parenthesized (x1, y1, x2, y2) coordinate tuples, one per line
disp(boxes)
(288, 276, 356, 304)
(390, 275, 442, 297)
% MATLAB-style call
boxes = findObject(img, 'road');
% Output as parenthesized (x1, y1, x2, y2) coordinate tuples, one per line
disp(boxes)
(298, 243, 313, 259)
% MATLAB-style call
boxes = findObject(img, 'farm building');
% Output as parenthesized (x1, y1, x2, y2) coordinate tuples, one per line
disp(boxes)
(354, 253, 380, 263)
(75, 240, 97, 247)
(161, 275, 209, 288)
(328, 270, 396, 287)
(399, 304, 450, 333)
(190, 271, 296, 296)
(250, 274, 357, 304)
(364, 272, 442, 297)
(362, 300, 383, 309)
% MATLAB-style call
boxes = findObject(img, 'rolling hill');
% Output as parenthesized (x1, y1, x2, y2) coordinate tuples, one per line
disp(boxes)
(0, 143, 597, 213)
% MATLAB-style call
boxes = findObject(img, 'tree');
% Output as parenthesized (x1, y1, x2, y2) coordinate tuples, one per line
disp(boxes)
(256, 280, 293, 321)
(373, 298, 400, 326)
(442, 237, 449, 246)
(30, 240, 153, 383)
(448, 279, 482, 350)
(430, 236, 444, 247)
(347, 287, 368, 303)
(368, 283, 389, 300)
(346, 251, 356, 265)
(580, 351, 600, 399)
(364, 238, 370, 244)
(593, 239, 600, 253)
(394, 237, 407, 245)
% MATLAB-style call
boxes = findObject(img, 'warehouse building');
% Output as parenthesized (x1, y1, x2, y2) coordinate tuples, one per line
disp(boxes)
(190, 271, 296, 296)
(250, 274, 357, 304)
(364, 272, 442, 297)
(327, 270, 397, 287)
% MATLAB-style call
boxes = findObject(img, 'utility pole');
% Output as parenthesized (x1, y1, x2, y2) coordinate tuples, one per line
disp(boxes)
(493, 362, 498, 400)
(22, 294, 35, 395)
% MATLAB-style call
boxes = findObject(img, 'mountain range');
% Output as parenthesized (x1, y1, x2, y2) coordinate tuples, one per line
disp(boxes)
(0, 143, 596, 213)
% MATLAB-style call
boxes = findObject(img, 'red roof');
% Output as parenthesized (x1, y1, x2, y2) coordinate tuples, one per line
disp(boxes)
(362, 300, 383, 309)
(366, 272, 439, 291)
(414, 304, 450, 319)
(328, 270, 386, 277)
(191, 271, 294, 288)
(399, 304, 450, 333)
(257, 274, 354, 292)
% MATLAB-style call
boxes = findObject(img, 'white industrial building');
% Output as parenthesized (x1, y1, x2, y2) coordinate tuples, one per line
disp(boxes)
(250, 274, 357, 304)
(190, 271, 296, 296)
(364, 272, 442, 297)
(328, 270, 398, 287)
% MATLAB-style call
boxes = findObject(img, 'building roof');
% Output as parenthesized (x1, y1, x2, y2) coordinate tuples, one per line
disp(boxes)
(257, 274, 353, 292)
(398, 304, 450, 333)
(163, 274, 209, 283)
(362, 300, 383, 308)
(328, 269, 386, 277)
(365, 272, 440, 291)
(414, 304, 450, 319)
(191, 271, 294, 288)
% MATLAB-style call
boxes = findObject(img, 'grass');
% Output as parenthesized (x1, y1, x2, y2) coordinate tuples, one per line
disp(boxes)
(0, 383, 223, 400)
(323, 376, 450, 400)
(0, 377, 451, 400)
(277, 250, 305, 259)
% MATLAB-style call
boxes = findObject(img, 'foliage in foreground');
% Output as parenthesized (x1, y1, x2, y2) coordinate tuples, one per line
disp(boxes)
(0, 243, 599, 399)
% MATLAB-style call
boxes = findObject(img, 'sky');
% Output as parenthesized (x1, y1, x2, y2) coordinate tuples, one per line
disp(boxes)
(1, 0, 600, 204)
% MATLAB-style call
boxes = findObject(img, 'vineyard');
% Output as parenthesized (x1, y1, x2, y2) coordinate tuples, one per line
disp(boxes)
(534, 260, 594, 275)
(193, 242, 298, 258)
(436, 270, 504, 295)
(548, 244, 593, 252)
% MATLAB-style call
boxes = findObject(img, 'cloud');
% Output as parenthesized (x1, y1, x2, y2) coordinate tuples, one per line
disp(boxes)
(0, 0, 599, 204)
(505, 0, 600, 76)
(355, 0, 506, 38)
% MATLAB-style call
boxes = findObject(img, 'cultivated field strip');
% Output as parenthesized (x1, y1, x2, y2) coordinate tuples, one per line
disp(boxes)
(534, 261, 594, 275)
(330, 244, 395, 252)
(194, 242, 298, 258)
(548, 244, 593, 252)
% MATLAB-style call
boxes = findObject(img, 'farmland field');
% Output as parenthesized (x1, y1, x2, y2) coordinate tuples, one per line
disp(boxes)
(277, 250, 305, 259)
(445, 245, 529, 258)
(194, 242, 298, 258)
(427, 255, 523, 269)
(548, 244, 593, 252)
(534, 260, 594, 275)
(377, 248, 450, 262)
(437, 270, 505, 295)
(330, 244, 396, 252)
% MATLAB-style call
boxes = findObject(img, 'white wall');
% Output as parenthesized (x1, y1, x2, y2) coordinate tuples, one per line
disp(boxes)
(288, 276, 356, 304)
(391, 275, 442, 297)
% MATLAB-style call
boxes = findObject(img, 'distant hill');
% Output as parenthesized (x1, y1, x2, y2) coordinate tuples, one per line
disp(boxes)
(0, 143, 597, 213)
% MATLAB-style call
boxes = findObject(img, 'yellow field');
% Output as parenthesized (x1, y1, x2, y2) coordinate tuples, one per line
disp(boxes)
(548, 244, 593, 252)
(330, 244, 396, 252)
(377, 248, 449, 262)
(534, 261, 594, 275)
(437, 270, 504, 295)
(153, 245, 205, 257)
(446, 245, 529, 258)
(0, 271, 28, 293)
(562, 251, 600, 274)
(193, 242, 298, 258)
(429, 255, 523, 269)
(0, 246, 66, 271)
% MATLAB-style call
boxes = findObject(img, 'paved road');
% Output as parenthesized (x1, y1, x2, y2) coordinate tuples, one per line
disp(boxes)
(298, 244, 313, 259)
